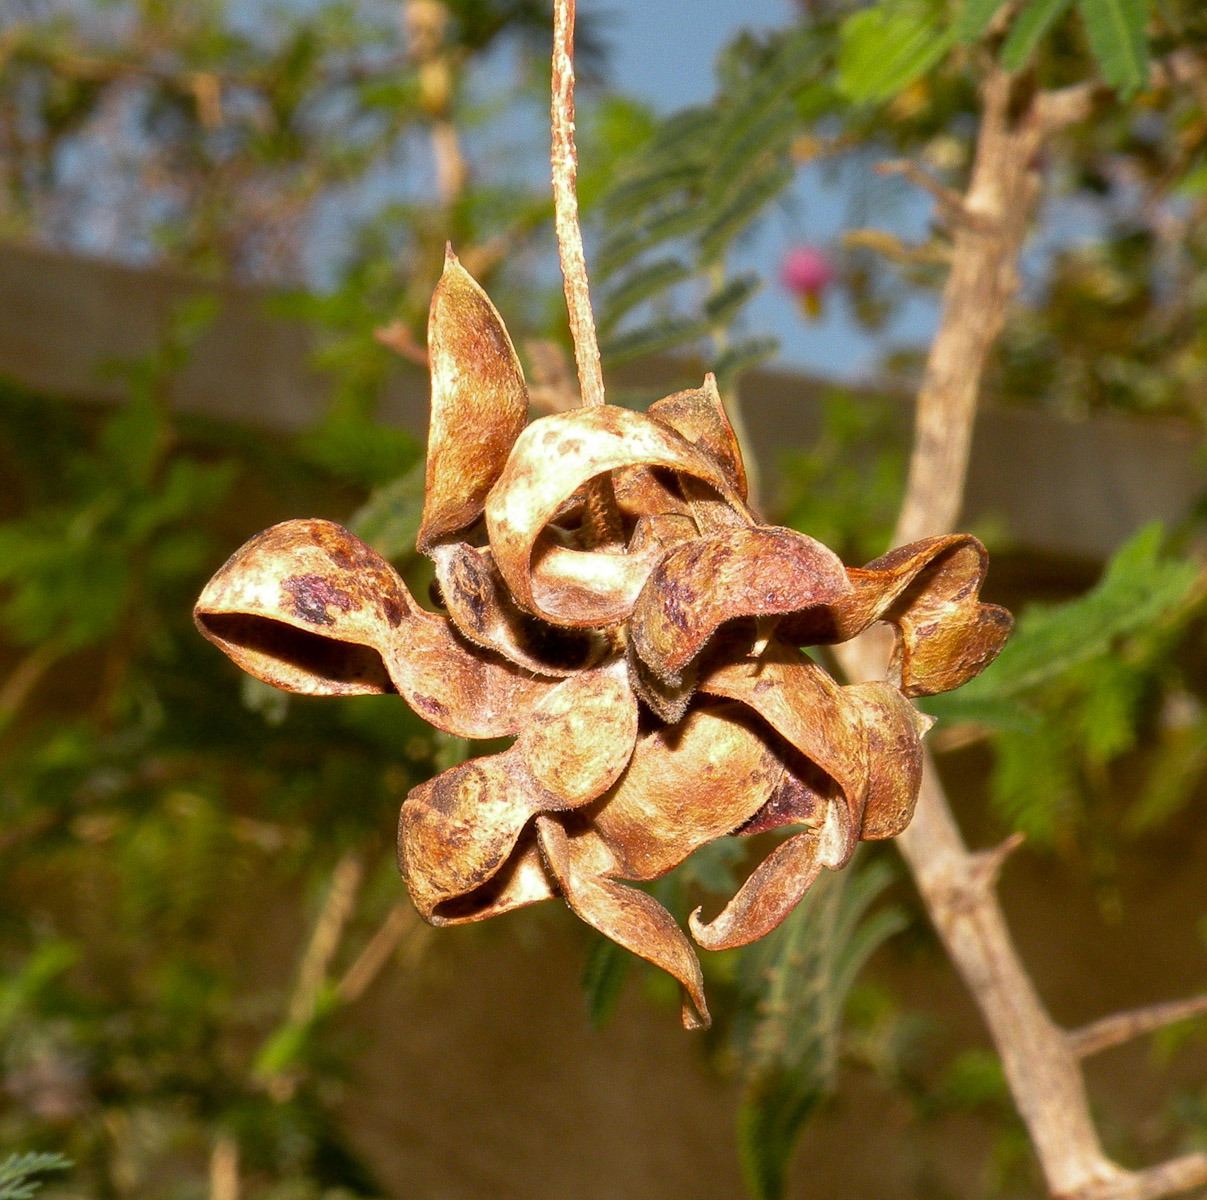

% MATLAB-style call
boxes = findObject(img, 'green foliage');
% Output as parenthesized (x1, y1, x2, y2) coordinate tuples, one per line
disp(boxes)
(5, 2, 1207, 1198)
(1000, 0, 1076, 72)
(732, 861, 906, 1200)
(0, 301, 232, 662)
(0, 324, 436, 1194)
(837, 1, 955, 105)
(953, 0, 1007, 43)
(594, 25, 831, 387)
(925, 525, 1202, 843)
(1078, 0, 1150, 96)
(0, 1153, 70, 1200)
(581, 936, 632, 1032)
(348, 460, 427, 562)
(838, 0, 1152, 98)
(775, 391, 907, 563)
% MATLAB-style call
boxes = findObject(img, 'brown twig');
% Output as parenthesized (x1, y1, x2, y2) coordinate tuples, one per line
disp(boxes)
(1069, 994, 1207, 1060)
(207, 1131, 239, 1200)
(375, 320, 430, 368)
(406, 0, 467, 207)
(874, 158, 996, 234)
(523, 338, 581, 414)
(335, 902, 428, 1004)
(286, 852, 363, 1026)
(550, 0, 604, 409)
(836, 56, 1207, 1200)
(0, 635, 66, 731)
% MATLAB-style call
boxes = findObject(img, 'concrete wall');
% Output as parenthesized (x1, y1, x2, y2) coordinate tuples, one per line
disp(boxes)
(1, 239, 1198, 562)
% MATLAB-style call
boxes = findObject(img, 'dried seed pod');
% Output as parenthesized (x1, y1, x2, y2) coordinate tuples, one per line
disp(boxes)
(195, 519, 559, 738)
(484, 405, 743, 625)
(196, 254, 1013, 1030)
(417, 248, 529, 552)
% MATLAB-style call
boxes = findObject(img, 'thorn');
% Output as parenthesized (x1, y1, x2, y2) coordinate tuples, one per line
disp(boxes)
(970, 831, 1025, 890)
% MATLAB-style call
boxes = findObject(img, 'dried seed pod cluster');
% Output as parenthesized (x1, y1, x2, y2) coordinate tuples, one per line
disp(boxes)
(196, 250, 1011, 1028)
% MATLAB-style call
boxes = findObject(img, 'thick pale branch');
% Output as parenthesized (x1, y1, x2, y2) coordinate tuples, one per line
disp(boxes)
(892, 66, 1043, 547)
(1069, 994, 1207, 1060)
(1077, 1156, 1207, 1200)
(841, 55, 1206, 1200)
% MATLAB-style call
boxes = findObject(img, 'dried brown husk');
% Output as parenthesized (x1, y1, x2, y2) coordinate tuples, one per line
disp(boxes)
(484, 405, 743, 625)
(630, 526, 852, 685)
(779, 534, 1013, 696)
(194, 519, 557, 738)
(398, 661, 636, 919)
(195, 256, 1015, 1033)
(416, 248, 529, 551)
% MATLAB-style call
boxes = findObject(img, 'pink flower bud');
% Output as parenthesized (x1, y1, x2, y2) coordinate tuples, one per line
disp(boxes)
(779, 245, 835, 297)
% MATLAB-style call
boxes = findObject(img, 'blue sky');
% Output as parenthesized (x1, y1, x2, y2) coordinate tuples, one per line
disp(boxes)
(589, 0, 940, 381)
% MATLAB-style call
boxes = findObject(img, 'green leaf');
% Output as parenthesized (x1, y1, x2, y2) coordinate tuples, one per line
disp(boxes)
(989, 720, 1079, 842)
(0, 1153, 71, 1200)
(733, 861, 904, 1199)
(600, 314, 714, 366)
(737, 1070, 824, 1200)
(1078, 0, 1149, 97)
(0, 941, 77, 1035)
(698, 160, 795, 264)
(954, 0, 1005, 42)
(712, 336, 780, 386)
(1126, 715, 1207, 833)
(598, 257, 693, 335)
(596, 205, 706, 276)
(601, 161, 707, 228)
(703, 272, 762, 326)
(581, 936, 631, 1030)
(707, 102, 800, 208)
(1000, 0, 1075, 71)
(837, 2, 955, 104)
(348, 458, 425, 561)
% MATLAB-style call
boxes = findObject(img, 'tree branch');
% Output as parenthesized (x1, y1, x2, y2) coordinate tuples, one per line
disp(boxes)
(892, 66, 1043, 547)
(335, 902, 429, 1005)
(837, 59, 1207, 1200)
(874, 158, 997, 234)
(1069, 994, 1207, 1060)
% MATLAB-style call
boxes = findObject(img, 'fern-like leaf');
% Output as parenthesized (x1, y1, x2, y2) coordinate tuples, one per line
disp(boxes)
(597, 257, 692, 335)
(599, 314, 714, 365)
(712, 337, 781, 387)
(0, 1153, 70, 1200)
(1000, 0, 1075, 70)
(581, 935, 631, 1031)
(699, 161, 795, 264)
(926, 524, 1197, 719)
(837, 2, 954, 104)
(954, 0, 1006, 42)
(732, 861, 904, 1200)
(1077, 0, 1149, 97)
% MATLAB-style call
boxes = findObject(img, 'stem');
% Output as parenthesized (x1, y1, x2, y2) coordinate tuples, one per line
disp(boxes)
(1069, 994, 1207, 1059)
(287, 852, 363, 1026)
(207, 1132, 239, 1200)
(335, 902, 427, 1004)
(0, 636, 66, 732)
(551, 0, 604, 408)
